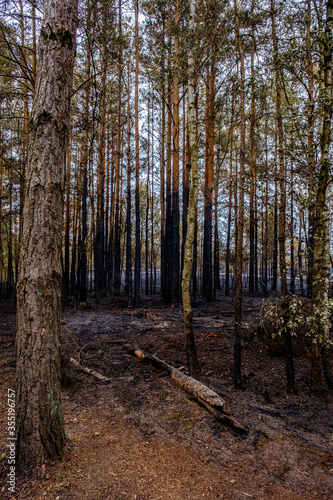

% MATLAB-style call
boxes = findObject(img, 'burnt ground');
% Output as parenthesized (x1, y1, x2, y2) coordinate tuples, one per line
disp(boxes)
(0, 293, 333, 499)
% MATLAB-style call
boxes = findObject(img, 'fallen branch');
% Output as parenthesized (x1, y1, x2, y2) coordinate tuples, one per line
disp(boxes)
(128, 346, 248, 435)
(69, 357, 111, 383)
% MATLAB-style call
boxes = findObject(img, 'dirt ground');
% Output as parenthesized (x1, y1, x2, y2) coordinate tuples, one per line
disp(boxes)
(1, 293, 333, 499)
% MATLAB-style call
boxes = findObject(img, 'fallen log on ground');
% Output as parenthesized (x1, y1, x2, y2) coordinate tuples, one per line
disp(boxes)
(128, 346, 248, 435)
(69, 357, 111, 383)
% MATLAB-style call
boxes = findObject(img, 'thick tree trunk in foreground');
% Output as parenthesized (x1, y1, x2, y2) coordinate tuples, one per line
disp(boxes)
(16, 0, 78, 473)
(182, 0, 200, 376)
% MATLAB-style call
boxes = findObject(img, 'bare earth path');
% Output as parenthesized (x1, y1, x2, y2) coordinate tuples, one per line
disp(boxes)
(1, 295, 333, 499)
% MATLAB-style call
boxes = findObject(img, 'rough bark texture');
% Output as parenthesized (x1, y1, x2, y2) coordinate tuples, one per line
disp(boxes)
(16, 0, 78, 473)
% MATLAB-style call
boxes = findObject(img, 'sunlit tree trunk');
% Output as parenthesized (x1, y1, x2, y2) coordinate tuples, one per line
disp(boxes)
(182, 0, 200, 376)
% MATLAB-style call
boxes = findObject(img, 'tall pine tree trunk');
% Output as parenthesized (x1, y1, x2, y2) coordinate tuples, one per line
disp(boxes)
(134, 0, 141, 305)
(16, 0, 78, 472)
(233, 0, 245, 389)
(171, 0, 180, 304)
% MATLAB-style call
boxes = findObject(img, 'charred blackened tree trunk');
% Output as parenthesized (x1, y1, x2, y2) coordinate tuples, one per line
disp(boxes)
(95, 4, 107, 293)
(203, 55, 215, 302)
(16, 0, 78, 473)
(78, 1, 91, 303)
(225, 89, 235, 297)
(125, 67, 132, 305)
(160, 7, 166, 300)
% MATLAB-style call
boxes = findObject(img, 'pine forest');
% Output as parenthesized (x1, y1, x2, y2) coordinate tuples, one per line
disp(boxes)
(0, 0, 333, 497)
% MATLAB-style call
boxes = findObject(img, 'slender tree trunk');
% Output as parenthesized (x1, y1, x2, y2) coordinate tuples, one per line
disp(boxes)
(182, 0, 200, 376)
(134, 0, 141, 306)
(233, 0, 245, 389)
(213, 142, 221, 299)
(16, 0, 78, 472)
(125, 66, 132, 305)
(298, 213, 304, 297)
(146, 93, 150, 295)
(307, 0, 316, 298)
(203, 55, 215, 302)
(160, 8, 166, 300)
(202, 55, 215, 301)
(114, 0, 123, 296)
(171, 0, 180, 304)
(95, 5, 107, 293)
(78, 8, 91, 303)
(249, 2, 256, 295)
(225, 91, 235, 297)
(271, 0, 295, 393)
(164, 5, 172, 303)
(290, 141, 295, 294)
(63, 124, 72, 299)
(18, 0, 29, 245)
(182, 88, 189, 274)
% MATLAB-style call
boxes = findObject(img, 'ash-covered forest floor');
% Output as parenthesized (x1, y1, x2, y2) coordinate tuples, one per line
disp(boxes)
(1, 292, 333, 499)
